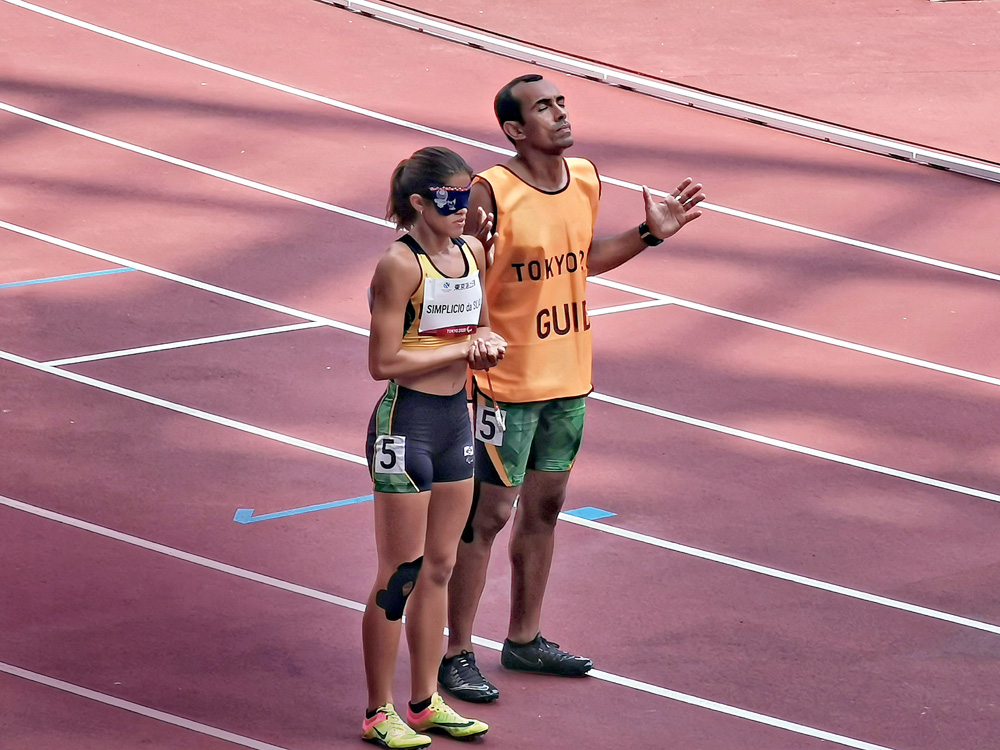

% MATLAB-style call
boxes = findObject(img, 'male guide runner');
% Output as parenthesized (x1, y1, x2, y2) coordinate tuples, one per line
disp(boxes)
(439, 74, 706, 704)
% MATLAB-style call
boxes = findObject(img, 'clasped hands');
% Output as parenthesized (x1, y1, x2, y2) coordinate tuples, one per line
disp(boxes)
(467, 332, 507, 370)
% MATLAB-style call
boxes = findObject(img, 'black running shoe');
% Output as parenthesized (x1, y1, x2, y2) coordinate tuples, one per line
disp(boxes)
(500, 634, 593, 676)
(438, 651, 500, 703)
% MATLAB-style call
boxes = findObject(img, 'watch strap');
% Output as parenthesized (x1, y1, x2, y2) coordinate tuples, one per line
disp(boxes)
(638, 221, 663, 247)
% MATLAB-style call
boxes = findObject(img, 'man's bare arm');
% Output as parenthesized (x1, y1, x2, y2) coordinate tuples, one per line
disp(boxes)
(588, 178, 704, 276)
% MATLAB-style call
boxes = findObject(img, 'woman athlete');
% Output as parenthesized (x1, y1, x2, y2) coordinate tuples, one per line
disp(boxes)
(362, 146, 505, 749)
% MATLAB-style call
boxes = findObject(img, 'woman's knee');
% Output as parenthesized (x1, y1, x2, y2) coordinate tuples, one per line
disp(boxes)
(419, 551, 457, 588)
(372, 557, 424, 621)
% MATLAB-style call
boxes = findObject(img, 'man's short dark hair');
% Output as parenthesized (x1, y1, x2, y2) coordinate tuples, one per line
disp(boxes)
(494, 74, 544, 143)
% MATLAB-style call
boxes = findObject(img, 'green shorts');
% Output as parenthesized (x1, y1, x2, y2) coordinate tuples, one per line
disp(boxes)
(473, 384, 587, 487)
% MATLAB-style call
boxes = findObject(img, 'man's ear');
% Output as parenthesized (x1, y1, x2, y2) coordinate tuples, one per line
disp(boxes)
(502, 121, 524, 142)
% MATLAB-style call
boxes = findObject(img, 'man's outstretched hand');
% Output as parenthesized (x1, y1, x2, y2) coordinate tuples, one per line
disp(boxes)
(642, 178, 705, 241)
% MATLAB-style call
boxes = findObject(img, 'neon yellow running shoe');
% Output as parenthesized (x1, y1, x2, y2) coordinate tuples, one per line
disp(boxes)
(362, 704, 432, 749)
(406, 692, 488, 740)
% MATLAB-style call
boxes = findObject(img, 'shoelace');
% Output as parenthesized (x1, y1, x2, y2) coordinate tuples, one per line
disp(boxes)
(383, 708, 417, 736)
(536, 637, 581, 661)
(452, 653, 485, 682)
(430, 694, 467, 723)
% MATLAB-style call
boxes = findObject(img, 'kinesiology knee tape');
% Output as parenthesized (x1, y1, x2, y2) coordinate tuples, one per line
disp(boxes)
(376, 557, 423, 621)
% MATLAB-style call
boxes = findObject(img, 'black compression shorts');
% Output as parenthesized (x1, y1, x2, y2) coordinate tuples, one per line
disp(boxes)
(366, 381, 474, 493)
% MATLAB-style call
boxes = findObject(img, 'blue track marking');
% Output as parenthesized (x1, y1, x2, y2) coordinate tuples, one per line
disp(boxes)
(234, 495, 374, 524)
(562, 506, 616, 521)
(0, 267, 134, 290)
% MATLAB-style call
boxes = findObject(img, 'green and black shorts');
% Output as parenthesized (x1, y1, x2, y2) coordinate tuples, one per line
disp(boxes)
(472, 382, 587, 488)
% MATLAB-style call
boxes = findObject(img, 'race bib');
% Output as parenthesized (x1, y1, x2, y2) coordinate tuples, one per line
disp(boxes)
(373, 435, 406, 475)
(419, 275, 482, 336)
(475, 405, 506, 446)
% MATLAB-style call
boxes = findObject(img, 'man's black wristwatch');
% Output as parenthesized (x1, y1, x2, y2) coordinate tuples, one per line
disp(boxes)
(638, 221, 664, 247)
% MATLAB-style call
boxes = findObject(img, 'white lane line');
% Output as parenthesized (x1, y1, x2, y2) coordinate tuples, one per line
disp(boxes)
(0, 661, 289, 750)
(588, 277, 1000, 388)
(0, 348, 368, 466)
(46, 309, 652, 365)
(582, 667, 896, 750)
(7, 189, 1000, 391)
(695, 201, 1000, 282)
(0, 495, 366, 611)
(3, 329, 1000, 641)
(43, 321, 326, 366)
(589, 391, 1000, 505)
(4, 100, 998, 385)
(0, 1, 508, 156)
(0, 219, 371, 338)
(5, 218, 1000, 506)
(0, 101, 392, 231)
(588, 298, 675, 317)
(5, 99, 999, 387)
(4, 102, 999, 386)
(4, 220, 1000, 502)
(0, 494, 899, 750)
(2, 1, 998, 283)
(560, 515, 1000, 636)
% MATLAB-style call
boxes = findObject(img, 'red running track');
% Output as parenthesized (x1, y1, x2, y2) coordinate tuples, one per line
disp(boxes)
(402, 0, 1000, 162)
(2, 1, 1000, 749)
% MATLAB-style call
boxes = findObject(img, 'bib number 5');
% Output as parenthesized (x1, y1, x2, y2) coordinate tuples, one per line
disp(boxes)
(475, 406, 506, 446)
(373, 435, 406, 474)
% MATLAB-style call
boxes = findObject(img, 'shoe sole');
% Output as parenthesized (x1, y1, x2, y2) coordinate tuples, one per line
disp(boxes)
(362, 738, 431, 750)
(500, 657, 593, 677)
(421, 727, 489, 741)
(438, 686, 500, 704)
(437, 676, 500, 704)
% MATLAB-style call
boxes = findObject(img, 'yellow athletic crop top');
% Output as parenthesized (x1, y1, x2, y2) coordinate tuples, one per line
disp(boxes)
(399, 234, 482, 350)
(472, 158, 600, 402)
